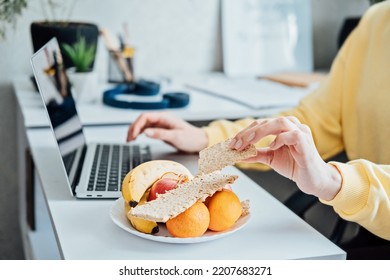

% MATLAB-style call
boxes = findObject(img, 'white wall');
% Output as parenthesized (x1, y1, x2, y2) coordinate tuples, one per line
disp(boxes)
(0, 0, 370, 250)
(0, 0, 222, 85)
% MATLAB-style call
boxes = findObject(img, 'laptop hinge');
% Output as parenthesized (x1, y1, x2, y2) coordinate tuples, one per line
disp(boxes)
(71, 145, 87, 195)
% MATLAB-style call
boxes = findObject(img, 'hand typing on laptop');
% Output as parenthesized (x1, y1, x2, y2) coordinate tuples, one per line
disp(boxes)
(127, 111, 208, 153)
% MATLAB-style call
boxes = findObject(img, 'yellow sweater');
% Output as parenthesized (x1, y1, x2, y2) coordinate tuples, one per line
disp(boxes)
(204, 2, 390, 240)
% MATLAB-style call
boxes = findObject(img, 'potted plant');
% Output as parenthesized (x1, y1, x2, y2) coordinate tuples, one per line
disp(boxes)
(61, 35, 99, 103)
(30, 0, 99, 70)
(62, 35, 96, 73)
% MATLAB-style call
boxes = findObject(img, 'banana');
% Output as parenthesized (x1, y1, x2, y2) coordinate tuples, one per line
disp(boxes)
(125, 188, 159, 234)
(121, 160, 193, 235)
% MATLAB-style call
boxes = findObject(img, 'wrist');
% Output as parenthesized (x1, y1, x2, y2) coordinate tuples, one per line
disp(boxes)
(196, 127, 209, 152)
(184, 127, 208, 153)
(318, 163, 342, 201)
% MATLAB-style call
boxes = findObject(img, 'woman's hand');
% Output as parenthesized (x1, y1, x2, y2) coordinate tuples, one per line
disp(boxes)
(229, 116, 342, 201)
(127, 111, 208, 153)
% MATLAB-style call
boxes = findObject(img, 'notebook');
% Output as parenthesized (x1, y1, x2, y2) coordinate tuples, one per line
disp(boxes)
(30, 37, 151, 198)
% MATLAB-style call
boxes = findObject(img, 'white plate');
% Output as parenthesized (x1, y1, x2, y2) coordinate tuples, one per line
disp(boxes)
(110, 197, 250, 244)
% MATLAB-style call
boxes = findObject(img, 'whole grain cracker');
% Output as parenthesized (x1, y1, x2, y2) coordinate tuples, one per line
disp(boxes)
(198, 138, 257, 174)
(130, 171, 238, 222)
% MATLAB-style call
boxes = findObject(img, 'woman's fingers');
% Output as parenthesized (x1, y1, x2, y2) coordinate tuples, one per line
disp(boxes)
(127, 112, 172, 141)
(270, 130, 306, 151)
(127, 111, 208, 153)
(242, 148, 273, 165)
(231, 117, 304, 151)
(229, 121, 256, 148)
(144, 127, 175, 143)
(127, 113, 152, 141)
(231, 116, 339, 200)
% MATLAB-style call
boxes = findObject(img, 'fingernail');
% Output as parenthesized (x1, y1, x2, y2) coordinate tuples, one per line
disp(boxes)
(234, 139, 243, 149)
(247, 132, 255, 142)
(229, 138, 236, 148)
(144, 129, 154, 137)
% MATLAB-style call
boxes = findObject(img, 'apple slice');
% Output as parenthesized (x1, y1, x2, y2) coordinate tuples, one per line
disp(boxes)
(148, 172, 188, 201)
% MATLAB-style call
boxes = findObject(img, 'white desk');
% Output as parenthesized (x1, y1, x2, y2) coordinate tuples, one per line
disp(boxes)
(13, 76, 288, 128)
(25, 126, 345, 260)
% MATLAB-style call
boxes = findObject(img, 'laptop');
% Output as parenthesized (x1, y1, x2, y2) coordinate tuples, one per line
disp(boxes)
(30, 37, 151, 198)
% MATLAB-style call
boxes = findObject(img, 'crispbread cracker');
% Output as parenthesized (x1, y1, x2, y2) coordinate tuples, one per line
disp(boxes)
(198, 138, 257, 174)
(240, 200, 250, 216)
(129, 171, 238, 222)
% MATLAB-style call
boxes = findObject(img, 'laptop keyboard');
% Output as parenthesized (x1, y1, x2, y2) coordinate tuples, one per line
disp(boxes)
(87, 144, 151, 192)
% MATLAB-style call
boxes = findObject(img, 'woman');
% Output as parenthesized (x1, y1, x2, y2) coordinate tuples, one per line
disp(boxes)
(127, 2, 390, 242)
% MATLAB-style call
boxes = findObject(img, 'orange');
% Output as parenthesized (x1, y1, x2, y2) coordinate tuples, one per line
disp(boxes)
(207, 189, 242, 232)
(166, 201, 210, 238)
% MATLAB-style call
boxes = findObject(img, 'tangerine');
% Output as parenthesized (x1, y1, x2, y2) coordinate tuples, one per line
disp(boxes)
(207, 189, 242, 232)
(166, 201, 210, 238)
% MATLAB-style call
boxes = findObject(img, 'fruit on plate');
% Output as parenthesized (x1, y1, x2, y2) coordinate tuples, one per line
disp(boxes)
(122, 160, 192, 206)
(129, 171, 238, 223)
(122, 160, 193, 234)
(204, 184, 232, 206)
(124, 188, 159, 234)
(120, 138, 255, 237)
(166, 201, 210, 238)
(148, 172, 188, 201)
(206, 189, 242, 232)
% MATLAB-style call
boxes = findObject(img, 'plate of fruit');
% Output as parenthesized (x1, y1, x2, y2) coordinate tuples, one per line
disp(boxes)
(110, 197, 250, 244)
(110, 159, 251, 244)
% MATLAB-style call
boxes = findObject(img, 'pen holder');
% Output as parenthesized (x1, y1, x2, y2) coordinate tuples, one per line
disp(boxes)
(108, 48, 135, 84)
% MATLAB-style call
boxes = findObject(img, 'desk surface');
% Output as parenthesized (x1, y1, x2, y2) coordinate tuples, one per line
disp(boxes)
(27, 125, 345, 260)
(13, 76, 288, 128)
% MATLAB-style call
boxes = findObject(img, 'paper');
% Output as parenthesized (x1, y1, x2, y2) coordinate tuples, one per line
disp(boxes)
(261, 72, 328, 88)
(184, 74, 316, 110)
(222, 0, 313, 77)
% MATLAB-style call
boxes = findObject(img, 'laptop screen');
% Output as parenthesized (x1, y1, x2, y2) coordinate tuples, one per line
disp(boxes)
(31, 37, 87, 188)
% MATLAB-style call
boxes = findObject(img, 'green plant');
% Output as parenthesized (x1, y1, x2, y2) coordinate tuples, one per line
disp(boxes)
(61, 36, 96, 72)
(0, 0, 27, 39)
